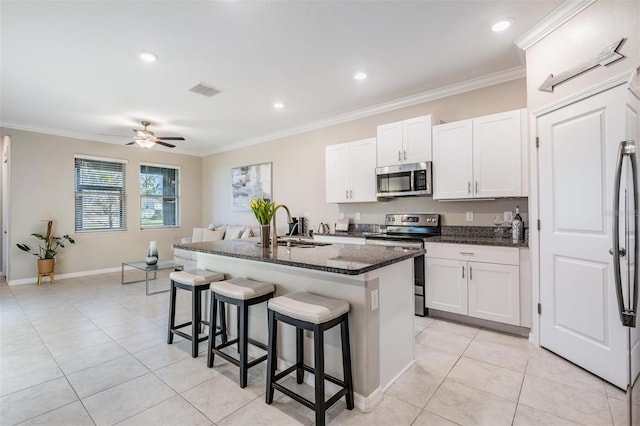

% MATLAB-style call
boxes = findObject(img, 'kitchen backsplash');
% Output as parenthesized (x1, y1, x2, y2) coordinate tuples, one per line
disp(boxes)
(335, 197, 529, 228)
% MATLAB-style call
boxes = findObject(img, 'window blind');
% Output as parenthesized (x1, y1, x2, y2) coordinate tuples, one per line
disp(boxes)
(74, 156, 127, 231)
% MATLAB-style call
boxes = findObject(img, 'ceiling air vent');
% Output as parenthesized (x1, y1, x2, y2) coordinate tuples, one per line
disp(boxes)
(189, 82, 220, 98)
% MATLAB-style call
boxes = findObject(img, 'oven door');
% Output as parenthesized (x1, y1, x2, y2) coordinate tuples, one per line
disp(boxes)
(366, 238, 426, 316)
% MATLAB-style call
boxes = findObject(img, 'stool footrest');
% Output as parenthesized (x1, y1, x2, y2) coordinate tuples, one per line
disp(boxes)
(273, 382, 315, 410)
(173, 321, 192, 330)
(275, 363, 347, 390)
(271, 380, 347, 413)
(212, 348, 267, 368)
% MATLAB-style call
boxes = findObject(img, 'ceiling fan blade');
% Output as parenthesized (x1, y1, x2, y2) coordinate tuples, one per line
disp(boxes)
(154, 141, 176, 148)
(156, 137, 185, 141)
(125, 141, 136, 145)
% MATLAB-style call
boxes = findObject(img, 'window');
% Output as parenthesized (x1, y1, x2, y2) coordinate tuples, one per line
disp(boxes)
(140, 163, 180, 228)
(74, 155, 127, 232)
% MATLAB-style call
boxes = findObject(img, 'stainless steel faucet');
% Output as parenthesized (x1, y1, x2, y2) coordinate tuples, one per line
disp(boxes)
(271, 204, 293, 245)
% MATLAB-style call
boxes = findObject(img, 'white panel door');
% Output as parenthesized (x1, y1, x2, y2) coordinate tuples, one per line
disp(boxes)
(325, 143, 350, 203)
(473, 110, 522, 198)
(350, 137, 377, 202)
(377, 121, 403, 167)
(468, 262, 520, 325)
(538, 84, 630, 388)
(432, 119, 473, 200)
(425, 257, 467, 315)
(403, 115, 432, 163)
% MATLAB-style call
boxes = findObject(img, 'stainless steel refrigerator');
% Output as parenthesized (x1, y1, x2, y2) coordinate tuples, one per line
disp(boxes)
(612, 139, 640, 425)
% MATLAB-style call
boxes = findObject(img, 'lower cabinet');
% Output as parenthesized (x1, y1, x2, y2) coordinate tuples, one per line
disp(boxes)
(425, 243, 521, 326)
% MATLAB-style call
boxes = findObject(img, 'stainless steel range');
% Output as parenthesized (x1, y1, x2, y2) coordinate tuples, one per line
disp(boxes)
(365, 213, 441, 316)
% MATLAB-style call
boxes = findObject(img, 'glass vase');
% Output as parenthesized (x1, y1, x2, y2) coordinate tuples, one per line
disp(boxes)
(259, 224, 271, 248)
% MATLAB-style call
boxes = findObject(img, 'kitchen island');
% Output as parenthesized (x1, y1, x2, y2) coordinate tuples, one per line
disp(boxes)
(173, 239, 422, 410)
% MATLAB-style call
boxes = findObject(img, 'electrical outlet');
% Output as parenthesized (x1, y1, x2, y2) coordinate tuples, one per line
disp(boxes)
(504, 211, 513, 222)
(339, 212, 345, 219)
(466, 211, 474, 222)
(355, 212, 361, 220)
(370, 289, 379, 311)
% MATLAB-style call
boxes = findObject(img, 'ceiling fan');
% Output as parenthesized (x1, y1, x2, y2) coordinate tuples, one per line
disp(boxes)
(126, 121, 185, 148)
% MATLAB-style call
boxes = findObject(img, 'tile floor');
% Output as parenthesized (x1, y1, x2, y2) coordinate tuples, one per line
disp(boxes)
(0, 272, 637, 426)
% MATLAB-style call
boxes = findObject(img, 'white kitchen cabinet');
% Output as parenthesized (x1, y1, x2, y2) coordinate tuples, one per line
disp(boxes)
(431, 119, 473, 199)
(425, 257, 467, 315)
(377, 115, 432, 167)
(325, 137, 377, 203)
(425, 243, 521, 326)
(467, 262, 520, 325)
(433, 109, 525, 200)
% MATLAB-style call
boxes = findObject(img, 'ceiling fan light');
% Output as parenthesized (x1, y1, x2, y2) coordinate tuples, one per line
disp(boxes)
(136, 139, 156, 148)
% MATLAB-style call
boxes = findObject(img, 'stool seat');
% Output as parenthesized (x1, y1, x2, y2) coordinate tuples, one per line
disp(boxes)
(210, 277, 275, 300)
(268, 292, 349, 324)
(170, 269, 225, 286)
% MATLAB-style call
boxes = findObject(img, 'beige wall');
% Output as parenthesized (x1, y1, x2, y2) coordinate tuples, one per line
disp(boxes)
(203, 78, 529, 235)
(526, 0, 640, 112)
(1, 128, 203, 282)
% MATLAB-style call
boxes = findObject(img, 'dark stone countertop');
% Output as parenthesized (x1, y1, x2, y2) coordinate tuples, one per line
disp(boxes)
(174, 239, 423, 276)
(425, 235, 529, 248)
(313, 230, 529, 248)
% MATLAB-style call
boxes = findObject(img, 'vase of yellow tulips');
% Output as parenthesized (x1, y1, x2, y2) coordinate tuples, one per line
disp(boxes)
(250, 198, 282, 248)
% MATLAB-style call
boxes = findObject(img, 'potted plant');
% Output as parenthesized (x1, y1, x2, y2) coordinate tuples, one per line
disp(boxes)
(17, 220, 75, 275)
(250, 198, 283, 248)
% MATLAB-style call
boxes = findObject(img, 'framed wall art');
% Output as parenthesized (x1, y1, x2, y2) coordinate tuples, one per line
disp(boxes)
(231, 162, 272, 212)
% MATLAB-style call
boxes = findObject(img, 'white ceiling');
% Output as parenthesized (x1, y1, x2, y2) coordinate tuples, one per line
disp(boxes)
(0, 0, 563, 156)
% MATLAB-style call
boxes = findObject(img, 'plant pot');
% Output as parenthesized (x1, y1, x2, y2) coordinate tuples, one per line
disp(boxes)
(37, 258, 55, 275)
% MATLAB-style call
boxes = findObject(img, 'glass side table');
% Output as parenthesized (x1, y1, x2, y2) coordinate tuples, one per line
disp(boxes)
(121, 260, 184, 295)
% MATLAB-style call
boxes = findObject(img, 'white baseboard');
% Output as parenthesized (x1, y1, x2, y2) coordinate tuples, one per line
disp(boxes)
(8, 266, 122, 286)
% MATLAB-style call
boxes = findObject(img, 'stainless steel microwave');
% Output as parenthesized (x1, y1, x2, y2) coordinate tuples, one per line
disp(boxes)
(376, 162, 432, 198)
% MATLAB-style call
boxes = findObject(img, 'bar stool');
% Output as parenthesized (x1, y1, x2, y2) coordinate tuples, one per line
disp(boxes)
(167, 269, 226, 357)
(207, 277, 275, 388)
(265, 292, 354, 426)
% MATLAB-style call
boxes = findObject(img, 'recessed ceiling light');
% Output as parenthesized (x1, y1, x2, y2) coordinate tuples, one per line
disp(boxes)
(492, 19, 512, 32)
(354, 72, 367, 80)
(140, 50, 157, 62)
(273, 102, 284, 109)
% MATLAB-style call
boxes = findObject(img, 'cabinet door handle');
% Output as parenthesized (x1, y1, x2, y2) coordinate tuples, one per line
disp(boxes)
(462, 266, 465, 279)
(398, 151, 402, 161)
(404, 150, 407, 160)
(470, 266, 473, 280)
(475, 181, 478, 193)
(459, 252, 475, 255)
(468, 182, 471, 194)
(350, 189, 353, 199)
(345, 190, 349, 199)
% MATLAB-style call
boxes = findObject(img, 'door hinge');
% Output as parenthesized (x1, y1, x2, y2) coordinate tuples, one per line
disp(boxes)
(537, 303, 542, 315)
(537, 219, 541, 230)
(536, 137, 540, 148)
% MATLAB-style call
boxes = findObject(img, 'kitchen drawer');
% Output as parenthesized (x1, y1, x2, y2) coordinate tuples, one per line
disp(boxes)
(424, 242, 519, 265)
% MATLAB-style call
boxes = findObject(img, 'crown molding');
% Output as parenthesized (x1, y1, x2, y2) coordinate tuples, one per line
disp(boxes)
(514, 0, 596, 51)
(206, 66, 526, 156)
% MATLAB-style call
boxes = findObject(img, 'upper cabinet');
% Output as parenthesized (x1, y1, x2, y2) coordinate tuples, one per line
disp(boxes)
(377, 115, 432, 167)
(433, 109, 526, 200)
(326, 137, 377, 203)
